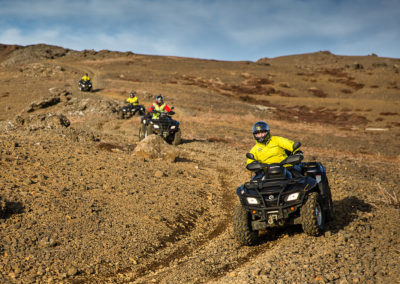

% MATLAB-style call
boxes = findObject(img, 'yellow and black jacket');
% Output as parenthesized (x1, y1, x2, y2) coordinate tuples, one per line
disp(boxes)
(247, 136, 298, 165)
(126, 96, 138, 106)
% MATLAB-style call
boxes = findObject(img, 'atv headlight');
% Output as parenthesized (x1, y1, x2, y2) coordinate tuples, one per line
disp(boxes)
(286, 192, 300, 201)
(170, 125, 176, 129)
(246, 197, 259, 205)
(153, 125, 159, 129)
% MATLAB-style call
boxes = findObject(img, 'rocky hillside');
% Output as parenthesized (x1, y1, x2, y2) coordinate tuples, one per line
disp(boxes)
(0, 44, 399, 283)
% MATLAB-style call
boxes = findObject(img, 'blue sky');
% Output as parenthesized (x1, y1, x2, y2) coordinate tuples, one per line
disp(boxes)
(0, 0, 399, 61)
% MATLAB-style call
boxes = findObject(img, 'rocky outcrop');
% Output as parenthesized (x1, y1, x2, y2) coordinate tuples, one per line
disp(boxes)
(15, 113, 70, 130)
(133, 135, 178, 161)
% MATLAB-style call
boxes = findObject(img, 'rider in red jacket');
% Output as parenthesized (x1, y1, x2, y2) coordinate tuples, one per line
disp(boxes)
(148, 94, 171, 119)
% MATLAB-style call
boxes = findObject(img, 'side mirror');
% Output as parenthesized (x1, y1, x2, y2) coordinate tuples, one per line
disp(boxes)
(293, 141, 301, 151)
(246, 153, 255, 160)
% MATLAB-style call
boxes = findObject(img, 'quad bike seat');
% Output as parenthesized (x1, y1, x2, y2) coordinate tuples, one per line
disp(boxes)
(303, 162, 321, 176)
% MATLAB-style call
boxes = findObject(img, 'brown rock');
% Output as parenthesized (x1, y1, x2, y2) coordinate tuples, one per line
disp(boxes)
(133, 135, 177, 161)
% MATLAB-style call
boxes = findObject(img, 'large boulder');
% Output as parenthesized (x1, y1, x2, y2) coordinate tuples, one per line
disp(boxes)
(133, 135, 177, 161)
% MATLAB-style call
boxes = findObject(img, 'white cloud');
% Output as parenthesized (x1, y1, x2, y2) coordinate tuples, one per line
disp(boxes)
(0, 0, 399, 60)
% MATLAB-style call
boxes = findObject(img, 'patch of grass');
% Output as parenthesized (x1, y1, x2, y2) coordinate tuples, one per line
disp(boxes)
(369, 184, 399, 208)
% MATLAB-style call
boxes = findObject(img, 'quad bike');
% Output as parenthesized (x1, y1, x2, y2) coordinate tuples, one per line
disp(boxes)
(78, 80, 92, 92)
(138, 108, 181, 145)
(233, 142, 334, 246)
(119, 104, 145, 119)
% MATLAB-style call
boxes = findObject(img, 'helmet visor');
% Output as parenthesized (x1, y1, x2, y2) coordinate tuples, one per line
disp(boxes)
(254, 131, 267, 138)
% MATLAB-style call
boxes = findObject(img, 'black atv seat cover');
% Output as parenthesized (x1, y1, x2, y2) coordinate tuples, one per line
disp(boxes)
(303, 162, 321, 174)
(268, 164, 282, 175)
(267, 163, 290, 179)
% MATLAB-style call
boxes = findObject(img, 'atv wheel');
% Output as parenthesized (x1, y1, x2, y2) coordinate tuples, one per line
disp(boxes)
(233, 205, 258, 246)
(300, 192, 325, 236)
(324, 180, 335, 221)
(120, 111, 125, 119)
(146, 124, 153, 136)
(172, 129, 181, 145)
(138, 124, 147, 141)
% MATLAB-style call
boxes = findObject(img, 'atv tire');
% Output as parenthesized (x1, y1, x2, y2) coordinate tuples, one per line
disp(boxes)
(146, 124, 153, 136)
(324, 180, 335, 221)
(138, 124, 147, 141)
(172, 129, 181, 145)
(300, 192, 325, 236)
(233, 205, 258, 246)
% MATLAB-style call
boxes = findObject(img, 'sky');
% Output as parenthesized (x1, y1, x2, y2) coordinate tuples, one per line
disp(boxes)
(0, 0, 399, 61)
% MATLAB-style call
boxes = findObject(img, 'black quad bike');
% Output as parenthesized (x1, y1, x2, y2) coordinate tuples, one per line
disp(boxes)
(233, 142, 334, 246)
(78, 80, 92, 92)
(138, 108, 181, 145)
(119, 104, 145, 119)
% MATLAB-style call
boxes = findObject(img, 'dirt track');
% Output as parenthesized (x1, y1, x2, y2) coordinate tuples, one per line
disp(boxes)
(0, 44, 399, 283)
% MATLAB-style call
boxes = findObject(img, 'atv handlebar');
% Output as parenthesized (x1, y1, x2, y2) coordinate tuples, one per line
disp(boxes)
(150, 109, 175, 115)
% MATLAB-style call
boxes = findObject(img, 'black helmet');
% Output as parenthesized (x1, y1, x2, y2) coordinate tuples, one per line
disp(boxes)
(156, 94, 164, 105)
(85, 73, 88, 76)
(252, 121, 271, 143)
(130, 91, 135, 98)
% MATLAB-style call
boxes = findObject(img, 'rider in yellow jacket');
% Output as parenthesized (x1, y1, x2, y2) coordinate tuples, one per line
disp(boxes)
(81, 73, 90, 82)
(247, 121, 299, 166)
(126, 91, 139, 106)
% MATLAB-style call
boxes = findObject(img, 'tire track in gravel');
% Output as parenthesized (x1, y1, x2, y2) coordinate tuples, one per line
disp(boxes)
(108, 146, 239, 282)
(55, 59, 105, 92)
(116, 143, 284, 283)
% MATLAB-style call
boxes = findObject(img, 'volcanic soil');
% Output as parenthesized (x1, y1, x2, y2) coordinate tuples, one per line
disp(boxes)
(0, 44, 399, 283)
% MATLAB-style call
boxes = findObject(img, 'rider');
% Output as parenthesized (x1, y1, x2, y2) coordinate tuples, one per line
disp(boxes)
(148, 94, 171, 119)
(247, 121, 302, 178)
(81, 73, 90, 82)
(126, 91, 139, 106)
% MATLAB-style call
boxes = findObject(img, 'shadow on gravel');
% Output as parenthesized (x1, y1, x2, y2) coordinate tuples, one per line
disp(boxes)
(180, 138, 208, 144)
(174, 157, 194, 163)
(254, 196, 373, 245)
(256, 226, 304, 245)
(1, 201, 25, 220)
(91, 88, 104, 93)
(328, 196, 373, 233)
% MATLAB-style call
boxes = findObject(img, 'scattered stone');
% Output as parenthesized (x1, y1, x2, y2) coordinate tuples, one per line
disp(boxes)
(154, 170, 164, 178)
(66, 266, 78, 276)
